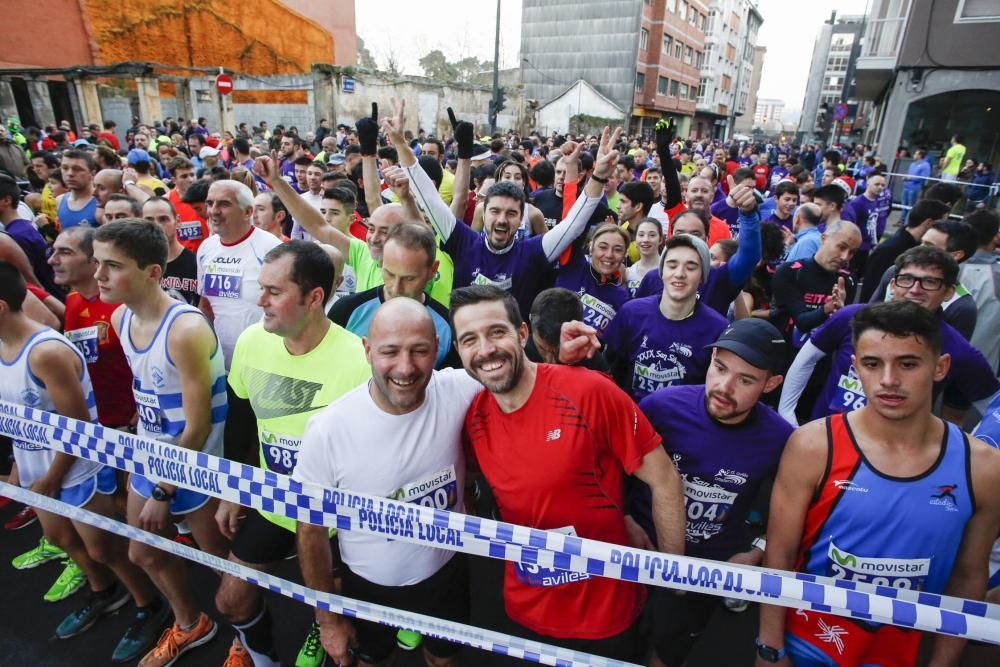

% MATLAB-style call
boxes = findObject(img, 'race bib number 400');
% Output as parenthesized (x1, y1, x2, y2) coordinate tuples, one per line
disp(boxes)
(827, 540, 930, 590)
(133, 387, 162, 435)
(203, 263, 243, 299)
(515, 526, 592, 587)
(392, 465, 458, 510)
(66, 326, 99, 363)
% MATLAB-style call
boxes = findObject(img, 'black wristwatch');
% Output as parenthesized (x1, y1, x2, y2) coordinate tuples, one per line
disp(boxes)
(151, 485, 176, 502)
(590, 174, 609, 184)
(755, 637, 786, 663)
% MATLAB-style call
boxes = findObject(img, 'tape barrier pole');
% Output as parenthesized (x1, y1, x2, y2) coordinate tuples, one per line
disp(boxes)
(0, 482, 637, 667)
(2, 401, 1000, 644)
(879, 171, 998, 190)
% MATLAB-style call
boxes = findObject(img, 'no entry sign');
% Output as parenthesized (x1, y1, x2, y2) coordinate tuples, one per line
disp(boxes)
(216, 73, 234, 95)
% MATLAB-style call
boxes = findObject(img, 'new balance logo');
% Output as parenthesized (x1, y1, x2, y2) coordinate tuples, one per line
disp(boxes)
(545, 429, 561, 442)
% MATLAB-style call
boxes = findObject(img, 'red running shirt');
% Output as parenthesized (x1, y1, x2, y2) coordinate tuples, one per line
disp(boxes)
(63, 293, 135, 426)
(464, 364, 661, 639)
(168, 188, 209, 254)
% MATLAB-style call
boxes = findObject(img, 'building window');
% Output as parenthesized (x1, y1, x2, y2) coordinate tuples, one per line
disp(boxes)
(955, 0, 1000, 21)
(690, 87, 698, 101)
(658, 76, 668, 95)
(689, 6, 697, 24)
(640, 28, 649, 50)
(681, 1, 688, 17)
(701, 13, 707, 31)
(698, 78, 707, 98)
(726, 43, 736, 62)
(680, 83, 689, 98)
(721, 74, 732, 91)
(667, 0, 677, 12)
(635, 72, 645, 91)
(684, 46, 693, 64)
(696, 51, 703, 68)
(663, 34, 673, 53)
(675, 41, 683, 59)
(670, 80, 679, 97)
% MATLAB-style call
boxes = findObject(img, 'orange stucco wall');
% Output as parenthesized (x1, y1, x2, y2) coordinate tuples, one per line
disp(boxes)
(280, 0, 357, 65)
(82, 0, 334, 73)
(0, 0, 97, 68)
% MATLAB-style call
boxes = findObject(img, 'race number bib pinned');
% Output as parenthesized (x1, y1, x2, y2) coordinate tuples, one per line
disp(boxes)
(260, 430, 301, 475)
(177, 221, 204, 242)
(133, 386, 163, 435)
(683, 478, 739, 544)
(392, 465, 459, 510)
(203, 263, 243, 299)
(827, 540, 930, 590)
(581, 293, 616, 333)
(515, 526, 592, 587)
(66, 326, 99, 363)
(830, 365, 867, 412)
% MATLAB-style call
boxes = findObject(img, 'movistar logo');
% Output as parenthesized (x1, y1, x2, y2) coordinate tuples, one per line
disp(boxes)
(243, 368, 323, 418)
(261, 431, 277, 445)
(830, 547, 857, 568)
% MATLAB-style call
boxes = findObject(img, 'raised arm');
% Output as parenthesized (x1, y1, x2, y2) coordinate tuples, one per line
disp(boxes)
(253, 152, 350, 256)
(447, 107, 473, 220)
(388, 99, 456, 240)
(541, 127, 620, 261)
(777, 341, 826, 425)
(726, 177, 763, 286)
(656, 118, 683, 209)
(357, 103, 383, 216)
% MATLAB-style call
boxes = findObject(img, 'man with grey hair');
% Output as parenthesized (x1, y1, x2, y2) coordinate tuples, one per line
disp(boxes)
(197, 179, 281, 372)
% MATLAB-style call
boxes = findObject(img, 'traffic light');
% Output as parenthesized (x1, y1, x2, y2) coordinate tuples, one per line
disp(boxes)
(495, 87, 507, 113)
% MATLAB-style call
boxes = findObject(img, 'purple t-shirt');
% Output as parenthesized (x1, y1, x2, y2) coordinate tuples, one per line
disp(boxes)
(444, 221, 554, 319)
(845, 194, 880, 250)
(554, 252, 630, 334)
(601, 296, 727, 401)
(634, 384, 793, 558)
(769, 166, 789, 189)
(876, 190, 892, 240)
(808, 304, 999, 419)
(764, 212, 793, 232)
(3, 219, 60, 297)
(710, 199, 740, 238)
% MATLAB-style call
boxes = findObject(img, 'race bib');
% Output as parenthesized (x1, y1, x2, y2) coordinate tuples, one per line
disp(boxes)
(581, 293, 616, 333)
(830, 366, 867, 412)
(633, 361, 684, 395)
(260, 430, 301, 474)
(827, 540, 930, 590)
(203, 263, 243, 299)
(391, 465, 458, 510)
(177, 221, 204, 242)
(472, 272, 512, 291)
(66, 326, 99, 363)
(683, 479, 739, 543)
(133, 386, 163, 435)
(515, 526, 591, 587)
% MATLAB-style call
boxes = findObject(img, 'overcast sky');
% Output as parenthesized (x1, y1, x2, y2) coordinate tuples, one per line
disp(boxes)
(356, 0, 871, 120)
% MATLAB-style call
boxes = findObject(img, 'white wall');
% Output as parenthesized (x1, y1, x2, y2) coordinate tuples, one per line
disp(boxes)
(536, 83, 624, 134)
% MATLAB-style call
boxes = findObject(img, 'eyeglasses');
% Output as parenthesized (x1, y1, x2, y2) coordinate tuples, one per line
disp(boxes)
(895, 273, 946, 291)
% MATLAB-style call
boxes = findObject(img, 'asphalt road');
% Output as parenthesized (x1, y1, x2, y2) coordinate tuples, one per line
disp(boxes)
(1, 496, 996, 667)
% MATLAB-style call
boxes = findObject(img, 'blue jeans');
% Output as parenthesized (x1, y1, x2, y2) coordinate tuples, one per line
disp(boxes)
(901, 188, 919, 222)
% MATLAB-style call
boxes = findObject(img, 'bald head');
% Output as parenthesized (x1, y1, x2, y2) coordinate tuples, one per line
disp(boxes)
(367, 203, 410, 263)
(817, 219, 862, 272)
(94, 169, 124, 206)
(316, 242, 345, 295)
(369, 297, 436, 342)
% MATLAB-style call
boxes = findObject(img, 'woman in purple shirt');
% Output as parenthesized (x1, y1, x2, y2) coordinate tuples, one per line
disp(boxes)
(555, 223, 630, 333)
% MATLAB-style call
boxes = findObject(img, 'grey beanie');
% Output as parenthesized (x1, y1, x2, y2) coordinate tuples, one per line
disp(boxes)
(659, 233, 711, 285)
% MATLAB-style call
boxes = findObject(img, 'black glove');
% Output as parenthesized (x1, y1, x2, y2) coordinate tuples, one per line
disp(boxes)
(448, 107, 474, 160)
(654, 117, 676, 158)
(356, 102, 379, 156)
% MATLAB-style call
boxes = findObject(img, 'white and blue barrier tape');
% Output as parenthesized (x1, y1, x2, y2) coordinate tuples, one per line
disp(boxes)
(0, 482, 630, 667)
(2, 399, 999, 646)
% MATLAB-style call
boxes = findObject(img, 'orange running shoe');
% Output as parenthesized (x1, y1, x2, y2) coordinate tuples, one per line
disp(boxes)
(222, 639, 254, 667)
(137, 612, 217, 667)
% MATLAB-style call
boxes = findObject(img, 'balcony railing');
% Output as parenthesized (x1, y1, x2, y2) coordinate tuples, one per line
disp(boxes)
(861, 15, 907, 59)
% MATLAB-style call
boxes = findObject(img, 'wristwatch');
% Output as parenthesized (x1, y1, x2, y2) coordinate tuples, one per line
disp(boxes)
(590, 174, 609, 184)
(752, 536, 767, 552)
(755, 637, 785, 663)
(151, 485, 176, 502)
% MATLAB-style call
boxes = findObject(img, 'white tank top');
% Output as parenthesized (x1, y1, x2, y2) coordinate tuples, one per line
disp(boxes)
(0, 328, 101, 487)
(120, 302, 226, 456)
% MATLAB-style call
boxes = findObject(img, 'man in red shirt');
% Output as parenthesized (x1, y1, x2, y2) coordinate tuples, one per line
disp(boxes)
(47, 226, 135, 428)
(752, 154, 770, 192)
(97, 120, 121, 151)
(166, 156, 209, 253)
(451, 285, 684, 661)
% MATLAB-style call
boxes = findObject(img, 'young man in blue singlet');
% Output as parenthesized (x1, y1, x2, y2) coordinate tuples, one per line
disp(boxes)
(756, 300, 1000, 667)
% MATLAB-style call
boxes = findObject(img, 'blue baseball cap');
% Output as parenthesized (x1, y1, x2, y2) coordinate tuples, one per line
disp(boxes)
(127, 148, 151, 164)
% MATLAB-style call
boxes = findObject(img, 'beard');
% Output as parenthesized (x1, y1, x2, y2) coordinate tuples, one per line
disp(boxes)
(468, 348, 524, 395)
